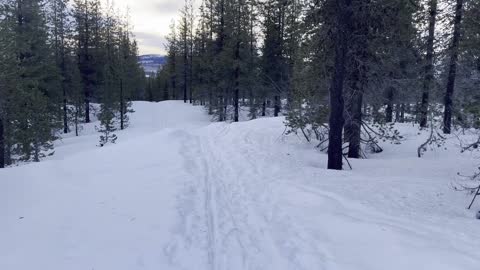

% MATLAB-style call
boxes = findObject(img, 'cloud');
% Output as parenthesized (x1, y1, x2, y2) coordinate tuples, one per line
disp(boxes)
(134, 31, 168, 54)
(152, 2, 183, 14)
(112, 0, 185, 54)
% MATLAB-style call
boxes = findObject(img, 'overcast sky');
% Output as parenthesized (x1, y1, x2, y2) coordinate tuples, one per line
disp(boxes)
(113, 0, 185, 55)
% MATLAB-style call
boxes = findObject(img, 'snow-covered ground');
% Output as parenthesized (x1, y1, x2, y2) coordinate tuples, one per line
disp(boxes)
(1, 101, 480, 270)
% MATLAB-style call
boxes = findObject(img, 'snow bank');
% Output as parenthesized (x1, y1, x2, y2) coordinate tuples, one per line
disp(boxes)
(1, 101, 479, 270)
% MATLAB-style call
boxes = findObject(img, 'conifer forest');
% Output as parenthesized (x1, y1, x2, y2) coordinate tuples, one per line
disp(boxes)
(1, 1, 480, 269)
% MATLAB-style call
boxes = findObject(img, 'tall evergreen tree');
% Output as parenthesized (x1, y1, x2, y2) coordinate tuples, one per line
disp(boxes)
(11, 0, 61, 162)
(178, 0, 194, 104)
(165, 21, 179, 100)
(49, 0, 71, 134)
(419, 0, 438, 128)
(0, 2, 15, 167)
(327, 0, 351, 170)
(97, 4, 119, 146)
(443, 0, 465, 134)
(73, 0, 104, 124)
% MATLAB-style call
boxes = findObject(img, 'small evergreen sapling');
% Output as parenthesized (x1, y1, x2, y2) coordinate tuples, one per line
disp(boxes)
(96, 105, 117, 147)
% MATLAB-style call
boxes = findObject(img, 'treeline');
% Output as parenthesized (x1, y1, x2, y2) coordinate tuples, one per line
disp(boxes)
(147, 0, 480, 170)
(0, 0, 144, 168)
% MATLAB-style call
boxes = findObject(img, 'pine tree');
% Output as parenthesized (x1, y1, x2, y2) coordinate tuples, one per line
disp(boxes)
(285, 0, 332, 142)
(343, 0, 371, 159)
(192, 0, 261, 122)
(97, 4, 119, 146)
(165, 21, 179, 100)
(11, 0, 61, 162)
(443, 0, 465, 134)
(180, 2, 189, 104)
(327, 0, 351, 170)
(459, 0, 480, 128)
(0, 1, 16, 167)
(66, 56, 85, 136)
(49, 0, 70, 134)
(261, 0, 287, 118)
(419, 0, 438, 128)
(73, 0, 104, 124)
(118, 25, 138, 130)
(345, 0, 421, 158)
(191, 0, 211, 106)
(260, 0, 302, 118)
(0, 0, 144, 163)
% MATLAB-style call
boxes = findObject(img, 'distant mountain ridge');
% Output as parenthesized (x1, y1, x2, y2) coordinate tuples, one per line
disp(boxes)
(138, 55, 166, 74)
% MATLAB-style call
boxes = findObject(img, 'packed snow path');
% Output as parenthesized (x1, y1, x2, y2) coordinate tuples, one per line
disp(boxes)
(2, 101, 480, 270)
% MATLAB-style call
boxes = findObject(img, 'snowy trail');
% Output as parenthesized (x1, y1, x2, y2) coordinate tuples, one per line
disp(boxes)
(169, 117, 480, 270)
(2, 101, 480, 270)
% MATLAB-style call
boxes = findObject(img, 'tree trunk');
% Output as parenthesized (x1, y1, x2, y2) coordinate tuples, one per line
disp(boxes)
(189, 10, 194, 105)
(385, 87, 394, 123)
(443, 0, 464, 134)
(420, 0, 438, 128)
(344, 0, 369, 159)
(85, 91, 90, 123)
(4, 114, 11, 165)
(120, 79, 124, 130)
(400, 104, 405, 123)
(218, 95, 225, 121)
(183, 11, 188, 104)
(234, 41, 240, 122)
(262, 99, 266, 117)
(234, 89, 239, 122)
(328, 0, 351, 170)
(33, 139, 40, 163)
(75, 106, 79, 137)
(395, 104, 401, 122)
(274, 96, 280, 117)
(0, 117, 4, 169)
(345, 84, 364, 159)
(172, 72, 177, 100)
(208, 89, 213, 115)
(163, 80, 169, 101)
(84, 0, 90, 123)
(63, 86, 68, 134)
(183, 52, 188, 103)
(346, 94, 363, 159)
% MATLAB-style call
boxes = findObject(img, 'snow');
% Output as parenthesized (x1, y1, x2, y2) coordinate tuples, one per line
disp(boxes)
(1, 101, 480, 270)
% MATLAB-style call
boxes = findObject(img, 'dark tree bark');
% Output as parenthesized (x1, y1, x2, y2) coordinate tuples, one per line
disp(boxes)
(53, 0, 69, 134)
(0, 117, 4, 169)
(385, 87, 394, 123)
(75, 106, 79, 137)
(183, 32, 188, 104)
(399, 104, 406, 123)
(443, 0, 464, 134)
(83, 0, 91, 123)
(345, 83, 364, 158)
(234, 88, 239, 122)
(85, 92, 90, 123)
(344, 0, 369, 159)
(189, 16, 194, 105)
(419, 0, 438, 128)
(262, 100, 266, 117)
(274, 96, 280, 117)
(4, 115, 11, 166)
(395, 104, 401, 122)
(63, 86, 68, 134)
(328, 0, 352, 170)
(120, 79, 124, 130)
(163, 80, 169, 101)
(234, 41, 240, 122)
(171, 58, 177, 100)
(208, 89, 213, 114)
